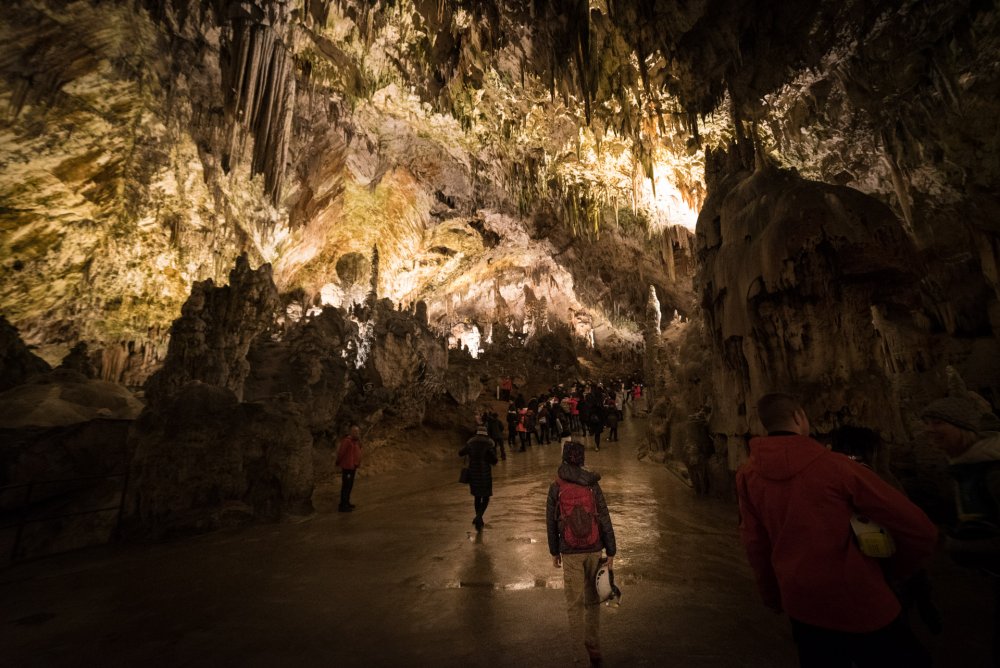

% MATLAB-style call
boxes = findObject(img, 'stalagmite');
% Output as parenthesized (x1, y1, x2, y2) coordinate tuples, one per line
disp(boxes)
(644, 284, 661, 409)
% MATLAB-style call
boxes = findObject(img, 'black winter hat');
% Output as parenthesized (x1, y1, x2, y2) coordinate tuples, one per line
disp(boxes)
(562, 441, 585, 466)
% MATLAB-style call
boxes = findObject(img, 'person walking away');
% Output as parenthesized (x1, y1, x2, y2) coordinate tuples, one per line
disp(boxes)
(578, 394, 591, 437)
(487, 411, 506, 460)
(589, 404, 606, 451)
(460, 424, 499, 531)
(538, 402, 551, 444)
(631, 383, 642, 413)
(605, 398, 619, 442)
(550, 400, 566, 438)
(922, 395, 1000, 664)
(500, 376, 513, 401)
(547, 441, 616, 667)
(336, 424, 363, 512)
(507, 402, 519, 451)
(568, 395, 580, 433)
(738, 393, 937, 667)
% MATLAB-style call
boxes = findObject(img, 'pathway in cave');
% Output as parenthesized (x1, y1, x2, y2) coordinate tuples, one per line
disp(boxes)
(0, 417, 990, 667)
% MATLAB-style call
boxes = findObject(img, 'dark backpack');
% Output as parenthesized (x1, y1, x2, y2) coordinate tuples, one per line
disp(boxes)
(556, 478, 599, 549)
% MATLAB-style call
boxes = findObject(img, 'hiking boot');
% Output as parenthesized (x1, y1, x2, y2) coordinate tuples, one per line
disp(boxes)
(338, 505, 353, 512)
(585, 644, 602, 667)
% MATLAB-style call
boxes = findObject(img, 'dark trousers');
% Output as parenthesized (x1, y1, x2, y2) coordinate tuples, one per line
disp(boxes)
(790, 616, 930, 668)
(493, 438, 506, 459)
(339, 469, 356, 508)
(508, 428, 517, 447)
(609, 425, 618, 441)
(474, 496, 490, 520)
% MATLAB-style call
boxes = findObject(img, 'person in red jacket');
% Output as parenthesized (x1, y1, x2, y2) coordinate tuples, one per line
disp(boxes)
(336, 424, 363, 512)
(737, 393, 937, 667)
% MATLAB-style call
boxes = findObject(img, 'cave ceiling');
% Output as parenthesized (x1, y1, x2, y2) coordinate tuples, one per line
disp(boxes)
(0, 0, 997, 374)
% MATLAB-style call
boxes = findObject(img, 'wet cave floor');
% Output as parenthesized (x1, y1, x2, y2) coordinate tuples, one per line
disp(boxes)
(0, 417, 992, 667)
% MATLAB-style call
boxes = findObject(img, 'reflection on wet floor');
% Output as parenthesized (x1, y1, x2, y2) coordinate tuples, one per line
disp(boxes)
(0, 416, 992, 666)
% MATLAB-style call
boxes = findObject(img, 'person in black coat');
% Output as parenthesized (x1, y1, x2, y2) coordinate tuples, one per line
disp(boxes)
(486, 411, 506, 460)
(460, 425, 499, 531)
(506, 402, 519, 450)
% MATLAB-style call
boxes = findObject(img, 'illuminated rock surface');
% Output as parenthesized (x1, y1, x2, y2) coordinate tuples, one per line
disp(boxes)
(0, 0, 998, 659)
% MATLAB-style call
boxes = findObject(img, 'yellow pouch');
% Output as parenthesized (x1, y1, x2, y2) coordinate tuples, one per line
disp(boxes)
(851, 515, 896, 558)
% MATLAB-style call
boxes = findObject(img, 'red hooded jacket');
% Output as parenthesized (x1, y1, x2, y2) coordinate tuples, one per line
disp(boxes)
(336, 435, 362, 471)
(737, 434, 937, 633)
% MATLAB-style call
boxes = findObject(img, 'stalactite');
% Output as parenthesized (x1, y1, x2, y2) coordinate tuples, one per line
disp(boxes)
(224, 13, 295, 204)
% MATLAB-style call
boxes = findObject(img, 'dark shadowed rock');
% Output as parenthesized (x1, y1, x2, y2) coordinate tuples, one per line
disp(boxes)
(144, 255, 280, 404)
(0, 315, 51, 392)
(58, 341, 98, 378)
(0, 368, 143, 428)
(123, 382, 314, 538)
(0, 418, 132, 559)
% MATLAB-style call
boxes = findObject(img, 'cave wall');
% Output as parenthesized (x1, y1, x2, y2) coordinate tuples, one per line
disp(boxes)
(695, 146, 1000, 487)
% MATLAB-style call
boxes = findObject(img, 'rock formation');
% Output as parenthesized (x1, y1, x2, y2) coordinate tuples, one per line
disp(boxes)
(144, 254, 280, 404)
(244, 306, 356, 435)
(123, 383, 314, 537)
(0, 327, 142, 559)
(692, 148, 999, 495)
(0, 316, 51, 392)
(643, 285, 661, 409)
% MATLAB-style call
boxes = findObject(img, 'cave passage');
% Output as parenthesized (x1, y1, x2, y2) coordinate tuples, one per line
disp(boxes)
(1, 418, 990, 667)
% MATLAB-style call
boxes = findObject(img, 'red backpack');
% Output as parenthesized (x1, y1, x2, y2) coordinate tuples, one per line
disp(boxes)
(555, 478, 599, 549)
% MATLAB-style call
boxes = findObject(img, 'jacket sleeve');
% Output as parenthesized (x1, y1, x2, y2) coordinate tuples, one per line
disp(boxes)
(458, 445, 469, 457)
(846, 463, 938, 580)
(594, 484, 617, 557)
(737, 471, 782, 611)
(546, 482, 561, 556)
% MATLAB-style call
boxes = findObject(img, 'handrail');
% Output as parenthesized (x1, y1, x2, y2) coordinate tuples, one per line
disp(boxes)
(2, 471, 130, 564)
(0, 473, 125, 491)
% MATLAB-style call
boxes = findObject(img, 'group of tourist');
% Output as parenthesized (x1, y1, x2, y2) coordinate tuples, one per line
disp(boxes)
(499, 379, 642, 454)
(333, 380, 1000, 668)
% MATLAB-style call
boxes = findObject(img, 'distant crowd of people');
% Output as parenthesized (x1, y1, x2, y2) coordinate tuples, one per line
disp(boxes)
(491, 378, 644, 457)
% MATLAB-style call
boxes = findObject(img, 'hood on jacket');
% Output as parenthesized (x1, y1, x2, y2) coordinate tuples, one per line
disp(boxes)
(747, 434, 826, 481)
(558, 462, 601, 486)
